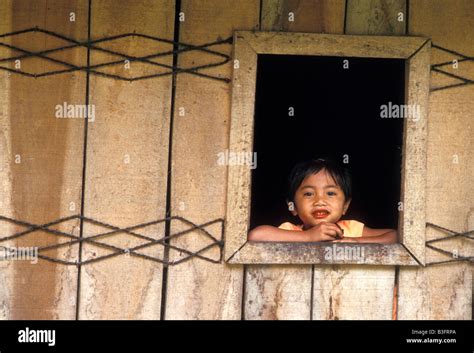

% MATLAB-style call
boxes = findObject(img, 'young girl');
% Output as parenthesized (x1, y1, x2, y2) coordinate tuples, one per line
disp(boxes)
(248, 158, 397, 244)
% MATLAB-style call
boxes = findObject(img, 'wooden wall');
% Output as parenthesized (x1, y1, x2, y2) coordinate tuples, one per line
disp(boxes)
(0, 0, 471, 320)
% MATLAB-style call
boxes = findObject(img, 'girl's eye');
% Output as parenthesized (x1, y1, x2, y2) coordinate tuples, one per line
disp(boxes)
(327, 192, 336, 196)
(303, 192, 313, 197)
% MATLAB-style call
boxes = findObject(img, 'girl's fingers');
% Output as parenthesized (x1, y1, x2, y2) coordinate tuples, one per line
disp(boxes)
(321, 234, 336, 241)
(323, 228, 338, 238)
(324, 225, 343, 238)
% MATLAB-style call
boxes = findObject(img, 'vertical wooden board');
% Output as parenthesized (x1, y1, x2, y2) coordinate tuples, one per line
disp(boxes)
(0, 0, 14, 320)
(244, 0, 345, 320)
(261, 0, 345, 33)
(245, 265, 313, 319)
(0, 0, 88, 319)
(398, 0, 473, 320)
(313, 265, 395, 319)
(345, 0, 405, 35)
(78, 0, 175, 319)
(398, 265, 471, 320)
(312, 0, 403, 320)
(470, 212, 474, 320)
(400, 40, 430, 264)
(164, 0, 259, 319)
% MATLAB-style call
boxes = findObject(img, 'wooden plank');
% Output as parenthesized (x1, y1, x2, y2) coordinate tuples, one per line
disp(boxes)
(245, 265, 313, 320)
(230, 243, 418, 265)
(398, 0, 474, 320)
(312, 0, 407, 320)
(77, 0, 175, 319)
(0, 0, 88, 319)
(346, 0, 406, 35)
(224, 35, 257, 261)
(241, 31, 426, 58)
(0, 0, 14, 320)
(470, 213, 474, 320)
(313, 265, 396, 319)
(244, 0, 345, 320)
(164, 0, 259, 320)
(399, 39, 431, 264)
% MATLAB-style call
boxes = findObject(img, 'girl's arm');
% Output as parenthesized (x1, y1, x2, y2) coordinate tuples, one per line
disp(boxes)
(248, 225, 314, 242)
(352, 226, 397, 244)
(248, 224, 342, 242)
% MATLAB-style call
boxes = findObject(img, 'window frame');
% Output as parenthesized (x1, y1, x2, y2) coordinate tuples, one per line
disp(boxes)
(224, 30, 431, 266)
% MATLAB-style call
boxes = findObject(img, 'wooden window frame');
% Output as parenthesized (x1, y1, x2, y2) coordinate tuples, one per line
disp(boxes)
(224, 31, 431, 266)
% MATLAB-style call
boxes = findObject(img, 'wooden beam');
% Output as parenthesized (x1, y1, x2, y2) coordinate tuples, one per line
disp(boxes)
(230, 243, 418, 265)
(224, 34, 257, 261)
(399, 39, 431, 264)
(240, 31, 427, 58)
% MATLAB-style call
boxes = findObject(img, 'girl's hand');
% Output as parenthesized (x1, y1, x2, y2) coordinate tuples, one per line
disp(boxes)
(304, 222, 344, 242)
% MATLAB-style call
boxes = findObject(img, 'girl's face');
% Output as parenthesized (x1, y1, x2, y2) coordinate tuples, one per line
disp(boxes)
(290, 169, 350, 228)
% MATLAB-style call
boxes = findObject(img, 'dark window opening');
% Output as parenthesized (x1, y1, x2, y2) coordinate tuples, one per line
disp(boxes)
(250, 54, 405, 232)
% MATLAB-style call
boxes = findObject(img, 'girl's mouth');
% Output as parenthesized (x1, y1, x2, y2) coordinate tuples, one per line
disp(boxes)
(312, 210, 330, 219)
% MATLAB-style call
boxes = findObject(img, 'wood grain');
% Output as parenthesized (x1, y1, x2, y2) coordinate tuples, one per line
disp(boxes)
(346, 0, 406, 35)
(0, 0, 88, 319)
(313, 265, 396, 319)
(231, 243, 418, 265)
(399, 39, 431, 264)
(77, 0, 175, 319)
(241, 31, 426, 58)
(0, 0, 87, 319)
(224, 35, 258, 261)
(261, 0, 345, 33)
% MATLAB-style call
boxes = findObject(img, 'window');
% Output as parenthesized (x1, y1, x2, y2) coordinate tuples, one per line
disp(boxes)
(224, 31, 430, 266)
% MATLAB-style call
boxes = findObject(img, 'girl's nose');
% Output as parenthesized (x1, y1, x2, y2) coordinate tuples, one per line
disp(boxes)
(313, 197, 326, 205)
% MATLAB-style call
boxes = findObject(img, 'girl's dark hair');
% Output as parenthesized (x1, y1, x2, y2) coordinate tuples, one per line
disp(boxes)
(286, 158, 352, 203)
